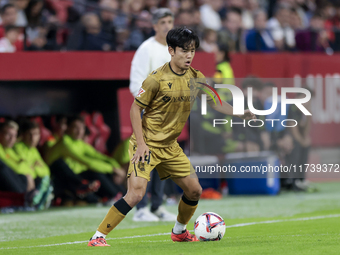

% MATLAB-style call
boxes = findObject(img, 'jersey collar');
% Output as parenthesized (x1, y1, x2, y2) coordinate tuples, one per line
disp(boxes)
(169, 62, 187, 76)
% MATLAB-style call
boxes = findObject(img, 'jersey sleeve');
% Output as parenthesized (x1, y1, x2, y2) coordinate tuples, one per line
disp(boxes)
(196, 71, 216, 102)
(134, 75, 159, 108)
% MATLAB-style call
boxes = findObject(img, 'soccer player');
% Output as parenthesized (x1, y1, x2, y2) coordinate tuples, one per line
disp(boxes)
(129, 7, 177, 222)
(88, 27, 255, 246)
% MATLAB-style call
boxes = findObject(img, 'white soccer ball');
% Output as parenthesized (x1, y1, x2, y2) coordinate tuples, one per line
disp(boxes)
(194, 212, 226, 241)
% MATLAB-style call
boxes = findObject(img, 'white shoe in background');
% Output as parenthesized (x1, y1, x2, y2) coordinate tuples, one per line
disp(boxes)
(152, 206, 177, 221)
(133, 207, 160, 222)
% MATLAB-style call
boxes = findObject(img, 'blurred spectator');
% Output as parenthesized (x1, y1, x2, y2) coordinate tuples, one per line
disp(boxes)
(145, 0, 159, 12)
(44, 0, 73, 25)
(14, 120, 53, 209)
(295, 12, 331, 52)
(246, 9, 277, 51)
(124, 10, 153, 50)
(267, 4, 295, 50)
(0, 25, 20, 52)
(227, 0, 255, 29)
(167, 0, 180, 16)
(0, 121, 31, 193)
(218, 8, 243, 52)
(45, 116, 125, 201)
(214, 43, 234, 81)
(320, 0, 334, 21)
(180, 0, 196, 10)
(200, 0, 223, 30)
(0, 4, 24, 51)
(25, 0, 59, 50)
(127, 0, 145, 16)
(0, 4, 17, 32)
(200, 28, 218, 52)
(325, 1, 340, 51)
(175, 10, 193, 27)
(75, 12, 114, 51)
(242, 0, 260, 29)
(98, 0, 118, 51)
(8, 0, 29, 26)
(290, 8, 304, 30)
(191, 8, 204, 38)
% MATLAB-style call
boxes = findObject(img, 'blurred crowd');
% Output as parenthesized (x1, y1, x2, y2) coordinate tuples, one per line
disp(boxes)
(0, 0, 340, 52)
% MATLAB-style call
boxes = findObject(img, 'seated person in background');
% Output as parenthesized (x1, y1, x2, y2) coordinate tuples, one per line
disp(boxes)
(0, 121, 37, 205)
(46, 116, 126, 202)
(246, 9, 277, 52)
(13, 120, 53, 209)
(0, 4, 24, 51)
(295, 13, 331, 52)
(0, 25, 21, 52)
(45, 114, 68, 148)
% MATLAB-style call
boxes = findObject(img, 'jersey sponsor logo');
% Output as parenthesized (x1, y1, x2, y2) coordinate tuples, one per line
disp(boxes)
(172, 95, 196, 102)
(136, 88, 145, 97)
(167, 82, 172, 89)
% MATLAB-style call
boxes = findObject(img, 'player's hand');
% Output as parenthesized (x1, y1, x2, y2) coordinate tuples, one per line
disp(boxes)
(131, 143, 150, 164)
(238, 109, 256, 120)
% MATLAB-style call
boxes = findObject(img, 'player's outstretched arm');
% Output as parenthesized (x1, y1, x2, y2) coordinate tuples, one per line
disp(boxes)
(208, 100, 256, 120)
(130, 101, 150, 164)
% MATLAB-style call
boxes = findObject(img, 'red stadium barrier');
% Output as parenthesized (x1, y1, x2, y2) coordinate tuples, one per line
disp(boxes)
(0, 52, 216, 80)
(1, 52, 339, 147)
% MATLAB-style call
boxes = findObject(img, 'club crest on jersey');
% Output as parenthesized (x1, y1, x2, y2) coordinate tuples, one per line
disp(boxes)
(136, 88, 145, 97)
(162, 96, 171, 102)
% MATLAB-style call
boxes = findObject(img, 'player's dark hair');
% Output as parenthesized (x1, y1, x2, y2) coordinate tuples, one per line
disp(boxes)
(20, 120, 39, 134)
(1, 4, 15, 15)
(166, 27, 199, 51)
(67, 115, 84, 126)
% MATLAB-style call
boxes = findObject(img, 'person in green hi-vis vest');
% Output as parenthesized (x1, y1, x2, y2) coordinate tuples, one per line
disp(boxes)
(14, 120, 54, 209)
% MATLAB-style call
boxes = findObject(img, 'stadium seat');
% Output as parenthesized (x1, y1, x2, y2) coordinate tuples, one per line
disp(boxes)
(0, 191, 25, 208)
(117, 88, 134, 140)
(92, 111, 111, 154)
(80, 111, 99, 145)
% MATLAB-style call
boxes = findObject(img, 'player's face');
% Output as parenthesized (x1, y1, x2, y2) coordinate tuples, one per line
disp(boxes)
(170, 42, 196, 71)
(153, 16, 174, 40)
(23, 128, 41, 148)
(68, 120, 85, 140)
(0, 127, 17, 148)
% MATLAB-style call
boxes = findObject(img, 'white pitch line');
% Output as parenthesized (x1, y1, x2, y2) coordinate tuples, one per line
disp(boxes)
(1, 214, 339, 250)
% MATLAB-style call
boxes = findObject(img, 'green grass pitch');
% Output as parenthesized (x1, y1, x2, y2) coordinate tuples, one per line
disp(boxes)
(1, 182, 340, 255)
